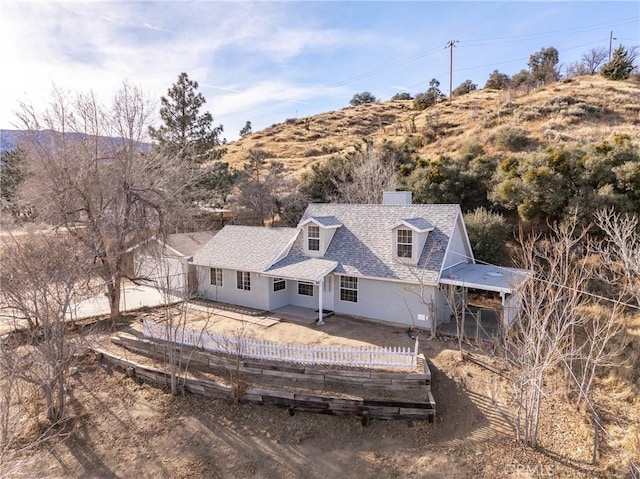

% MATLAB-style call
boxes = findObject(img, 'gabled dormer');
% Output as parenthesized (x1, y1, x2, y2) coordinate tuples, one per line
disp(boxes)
(390, 218, 435, 266)
(299, 216, 342, 257)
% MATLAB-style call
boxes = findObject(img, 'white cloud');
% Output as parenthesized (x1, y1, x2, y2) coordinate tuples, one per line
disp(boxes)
(0, 1, 376, 130)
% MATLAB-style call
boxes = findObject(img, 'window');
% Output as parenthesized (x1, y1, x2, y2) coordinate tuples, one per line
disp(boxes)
(307, 225, 320, 251)
(298, 281, 314, 296)
(210, 268, 223, 286)
(340, 276, 358, 303)
(273, 277, 286, 292)
(236, 271, 251, 291)
(397, 229, 413, 258)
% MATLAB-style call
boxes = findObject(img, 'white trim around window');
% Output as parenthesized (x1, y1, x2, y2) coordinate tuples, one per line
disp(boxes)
(273, 277, 286, 292)
(396, 228, 413, 258)
(307, 225, 320, 251)
(210, 267, 223, 287)
(236, 271, 251, 291)
(339, 276, 358, 303)
(297, 281, 314, 296)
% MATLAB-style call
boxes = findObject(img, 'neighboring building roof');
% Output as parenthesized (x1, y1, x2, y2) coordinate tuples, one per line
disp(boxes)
(440, 263, 530, 293)
(272, 203, 461, 284)
(166, 231, 217, 257)
(192, 226, 299, 272)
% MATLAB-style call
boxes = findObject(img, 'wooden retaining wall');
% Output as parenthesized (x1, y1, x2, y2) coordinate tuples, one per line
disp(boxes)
(112, 332, 431, 393)
(96, 333, 436, 421)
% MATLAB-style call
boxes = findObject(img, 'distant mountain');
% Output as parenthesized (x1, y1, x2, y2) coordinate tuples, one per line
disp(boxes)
(0, 129, 150, 155)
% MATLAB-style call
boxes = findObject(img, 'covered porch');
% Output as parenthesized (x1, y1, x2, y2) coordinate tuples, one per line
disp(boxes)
(263, 256, 339, 325)
(438, 262, 529, 341)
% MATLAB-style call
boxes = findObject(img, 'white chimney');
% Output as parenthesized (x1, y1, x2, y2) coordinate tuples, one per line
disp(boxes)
(383, 191, 412, 205)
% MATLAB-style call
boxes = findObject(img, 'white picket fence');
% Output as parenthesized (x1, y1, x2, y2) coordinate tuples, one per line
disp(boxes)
(143, 320, 418, 370)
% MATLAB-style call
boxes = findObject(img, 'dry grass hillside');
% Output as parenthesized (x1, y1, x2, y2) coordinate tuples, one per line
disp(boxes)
(222, 75, 640, 177)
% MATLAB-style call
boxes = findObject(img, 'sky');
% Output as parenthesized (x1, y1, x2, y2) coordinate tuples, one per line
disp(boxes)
(1, 1, 639, 141)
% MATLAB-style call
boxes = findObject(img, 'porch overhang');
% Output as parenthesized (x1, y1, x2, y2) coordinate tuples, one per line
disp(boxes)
(263, 257, 339, 284)
(439, 263, 529, 294)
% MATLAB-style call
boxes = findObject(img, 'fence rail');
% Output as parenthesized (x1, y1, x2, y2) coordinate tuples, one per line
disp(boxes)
(143, 320, 418, 370)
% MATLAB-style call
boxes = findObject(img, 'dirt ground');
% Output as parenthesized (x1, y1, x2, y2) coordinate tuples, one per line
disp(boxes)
(2, 307, 637, 479)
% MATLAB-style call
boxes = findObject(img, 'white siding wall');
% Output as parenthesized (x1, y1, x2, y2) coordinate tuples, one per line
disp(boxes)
(135, 251, 188, 293)
(332, 277, 450, 327)
(288, 281, 319, 309)
(442, 214, 472, 269)
(196, 267, 269, 310)
(195, 268, 454, 327)
(267, 277, 291, 310)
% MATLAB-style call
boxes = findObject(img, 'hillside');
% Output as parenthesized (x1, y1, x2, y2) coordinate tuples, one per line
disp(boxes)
(222, 75, 640, 177)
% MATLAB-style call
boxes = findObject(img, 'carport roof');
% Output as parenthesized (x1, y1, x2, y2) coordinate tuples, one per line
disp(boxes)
(440, 263, 529, 293)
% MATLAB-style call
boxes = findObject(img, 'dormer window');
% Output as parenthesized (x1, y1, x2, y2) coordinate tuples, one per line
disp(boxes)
(397, 229, 413, 258)
(390, 218, 435, 265)
(308, 225, 320, 251)
(300, 216, 342, 256)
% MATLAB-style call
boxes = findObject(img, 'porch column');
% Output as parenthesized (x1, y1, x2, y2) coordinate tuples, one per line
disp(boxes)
(318, 277, 325, 325)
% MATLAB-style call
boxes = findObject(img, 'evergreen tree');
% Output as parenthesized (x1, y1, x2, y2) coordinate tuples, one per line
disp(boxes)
(452, 79, 477, 97)
(484, 70, 510, 90)
(149, 72, 225, 163)
(0, 148, 25, 203)
(528, 46, 559, 84)
(349, 91, 378, 106)
(601, 46, 636, 80)
(239, 120, 252, 137)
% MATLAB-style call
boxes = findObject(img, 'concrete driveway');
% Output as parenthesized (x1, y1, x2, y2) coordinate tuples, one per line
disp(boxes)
(0, 285, 180, 337)
(69, 284, 181, 320)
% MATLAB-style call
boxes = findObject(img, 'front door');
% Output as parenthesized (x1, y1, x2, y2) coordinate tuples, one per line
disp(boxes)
(322, 275, 334, 311)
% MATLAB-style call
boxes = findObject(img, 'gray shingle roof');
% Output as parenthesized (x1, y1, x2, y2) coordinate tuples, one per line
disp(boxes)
(192, 204, 461, 285)
(192, 226, 299, 272)
(397, 218, 434, 232)
(304, 216, 343, 228)
(279, 203, 461, 284)
(166, 231, 217, 257)
(265, 257, 338, 282)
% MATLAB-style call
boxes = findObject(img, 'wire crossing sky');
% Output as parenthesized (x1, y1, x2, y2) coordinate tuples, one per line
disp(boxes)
(1, 1, 638, 140)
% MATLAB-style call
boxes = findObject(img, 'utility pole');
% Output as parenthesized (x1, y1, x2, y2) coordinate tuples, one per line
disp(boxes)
(446, 40, 459, 102)
(608, 31, 617, 61)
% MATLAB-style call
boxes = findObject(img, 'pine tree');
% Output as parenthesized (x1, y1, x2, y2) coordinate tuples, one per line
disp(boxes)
(149, 72, 225, 163)
(601, 46, 635, 80)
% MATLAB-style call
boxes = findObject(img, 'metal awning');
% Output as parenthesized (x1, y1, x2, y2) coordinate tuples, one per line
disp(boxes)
(439, 263, 529, 294)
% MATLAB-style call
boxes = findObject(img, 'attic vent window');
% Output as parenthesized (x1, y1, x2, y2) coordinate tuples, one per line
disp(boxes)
(308, 225, 320, 251)
(397, 229, 413, 258)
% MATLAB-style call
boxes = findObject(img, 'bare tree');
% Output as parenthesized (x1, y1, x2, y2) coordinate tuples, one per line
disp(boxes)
(504, 218, 591, 447)
(503, 213, 627, 454)
(0, 233, 91, 425)
(16, 84, 198, 326)
(334, 143, 397, 204)
(582, 47, 608, 75)
(594, 208, 640, 307)
(235, 149, 289, 225)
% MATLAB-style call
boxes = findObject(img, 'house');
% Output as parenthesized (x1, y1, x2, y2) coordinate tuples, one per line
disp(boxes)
(191, 192, 528, 329)
(134, 231, 217, 295)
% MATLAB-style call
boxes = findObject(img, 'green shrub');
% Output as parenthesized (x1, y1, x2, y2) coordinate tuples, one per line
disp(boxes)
(490, 127, 530, 151)
(464, 208, 511, 265)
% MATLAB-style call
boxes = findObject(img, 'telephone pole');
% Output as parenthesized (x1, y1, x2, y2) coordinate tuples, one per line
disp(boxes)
(608, 31, 617, 61)
(446, 40, 459, 102)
